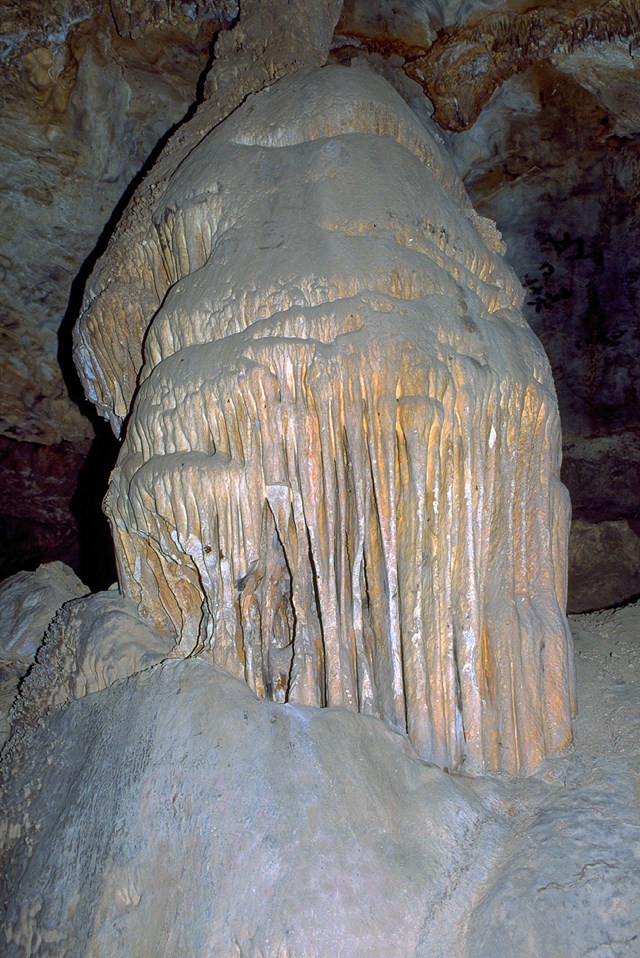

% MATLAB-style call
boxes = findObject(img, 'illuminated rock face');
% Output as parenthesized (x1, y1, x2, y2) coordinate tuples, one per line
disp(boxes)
(75, 65, 575, 775)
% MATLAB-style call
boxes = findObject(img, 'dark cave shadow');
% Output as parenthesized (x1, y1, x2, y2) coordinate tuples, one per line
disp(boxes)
(69, 421, 119, 591)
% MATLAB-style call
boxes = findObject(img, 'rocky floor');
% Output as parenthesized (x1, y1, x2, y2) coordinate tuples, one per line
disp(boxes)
(1, 597, 639, 957)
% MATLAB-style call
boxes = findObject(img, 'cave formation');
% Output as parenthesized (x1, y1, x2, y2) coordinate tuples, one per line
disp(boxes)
(0, 0, 638, 611)
(72, 62, 574, 776)
(1, 2, 639, 956)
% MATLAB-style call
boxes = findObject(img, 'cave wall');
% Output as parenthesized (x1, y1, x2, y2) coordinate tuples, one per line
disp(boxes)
(0, 0, 238, 583)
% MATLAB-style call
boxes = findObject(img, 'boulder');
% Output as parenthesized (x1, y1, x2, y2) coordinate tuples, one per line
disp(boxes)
(0, 561, 87, 663)
(0, 657, 505, 958)
(568, 518, 640, 613)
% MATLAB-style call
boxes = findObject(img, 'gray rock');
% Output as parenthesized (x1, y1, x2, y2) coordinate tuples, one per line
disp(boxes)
(0, 658, 505, 958)
(0, 561, 87, 663)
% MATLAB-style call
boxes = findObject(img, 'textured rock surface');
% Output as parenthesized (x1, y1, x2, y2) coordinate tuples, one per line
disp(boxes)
(2, 590, 171, 757)
(440, 36, 640, 611)
(448, 63, 640, 444)
(567, 518, 640, 613)
(0, 561, 87, 746)
(0, 437, 87, 576)
(0, 0, 238, 580)
(466, 602, 640, 958)
(0, 655, 506, 958)
(330, 3, 640, 613)
(1, 598, 639, 957)
(2, 1, 639, 608)
(0, 561, 87, 663)
(75, 64, 574, 776)
(404, 1, 640, 131)
(0, 0, 237, 447)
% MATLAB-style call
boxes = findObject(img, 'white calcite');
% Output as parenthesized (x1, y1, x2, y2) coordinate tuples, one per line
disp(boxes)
(0, 656, 507, 958)
(75, 64, 575, 775)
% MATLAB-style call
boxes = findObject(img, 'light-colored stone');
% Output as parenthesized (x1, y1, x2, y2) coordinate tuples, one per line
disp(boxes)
(0, 561, 87, 748)
(0, 561, 87, 662)
(75, 63, 574, 776)
(445, 54, 640, 610)
(1, 590, 172, 756)
(0, 657, 507, 958)
(466, 604, 640, 958)
(2, 602, 640, 957)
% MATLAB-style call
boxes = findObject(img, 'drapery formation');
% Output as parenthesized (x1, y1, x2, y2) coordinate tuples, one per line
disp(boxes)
(75, 65, 575, 775)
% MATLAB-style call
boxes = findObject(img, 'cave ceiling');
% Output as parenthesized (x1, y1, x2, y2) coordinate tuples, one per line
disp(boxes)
(0, 0, 639, 606)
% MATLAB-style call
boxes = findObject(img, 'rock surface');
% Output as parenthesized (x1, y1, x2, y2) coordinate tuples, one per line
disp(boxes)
(2, 1, 639, 609)
(440, 34, 640, 612)
(0, 561, 87, 662)
(0, 0, 238, 579)
(1, 595, 639, 957)
(0, 0, 238, 447)
(466, 602, 640, 958)
(0, 561, 87, 746)
(330, 3, 640, 614)
(1, 589, 171, 756)
(0, 432, 118, 585)
(0, 655, 506, 958)
(567, 518, 640, 613)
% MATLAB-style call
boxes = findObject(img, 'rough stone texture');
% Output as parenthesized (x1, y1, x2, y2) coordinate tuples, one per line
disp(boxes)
(2, 1, 639, 608)
(75, 64, 574, 776)
(0, 663, 22, 751)
(73, 0, 345, 431)
(336, 0, 438, 48)
(0, 561, 87, 663)
(404, 1, 640, 131)
(0, 561, 87, 747)
(466, 602, 640, 958)
(329, 3, 640, 613)
(1, 598, 639, 957)
(440, 42, 640, 611)
(0, 0, 238, 580)
(1, 590, 171, 758)
(0, 0, 238, 447)
(567, 518, 640, 613)
(448, 63, 640, 444)
(562, 432, 640, 525)
(0, 655, 506, 958)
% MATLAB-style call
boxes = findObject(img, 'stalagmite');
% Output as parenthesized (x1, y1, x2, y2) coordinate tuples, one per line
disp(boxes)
(74, 64, 575, 776)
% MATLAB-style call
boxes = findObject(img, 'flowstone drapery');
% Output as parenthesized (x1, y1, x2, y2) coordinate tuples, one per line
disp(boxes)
(75, 65, 575, 775)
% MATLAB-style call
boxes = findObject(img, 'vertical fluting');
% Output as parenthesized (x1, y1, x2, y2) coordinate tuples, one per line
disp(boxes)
(78, 66, 574, 776)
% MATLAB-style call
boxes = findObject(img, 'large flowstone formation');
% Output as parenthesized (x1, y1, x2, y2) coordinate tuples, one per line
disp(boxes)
(75, 65, 575, 776)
